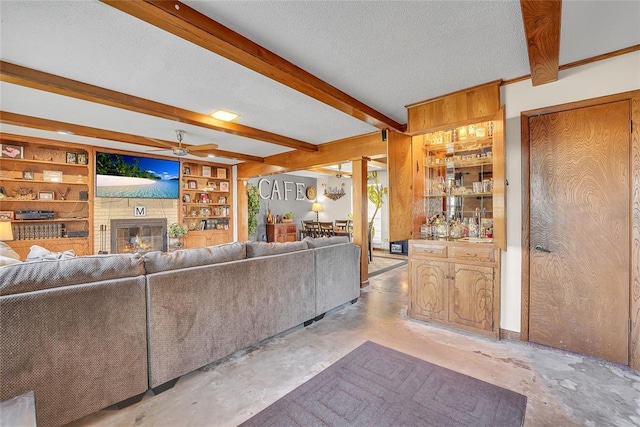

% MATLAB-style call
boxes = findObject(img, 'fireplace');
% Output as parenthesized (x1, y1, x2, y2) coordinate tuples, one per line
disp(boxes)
(110, 218, 167, 254)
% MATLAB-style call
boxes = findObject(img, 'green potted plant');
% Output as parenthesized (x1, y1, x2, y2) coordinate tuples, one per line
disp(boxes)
(168, 222, 189, 250)
(282, 212, 294, 223)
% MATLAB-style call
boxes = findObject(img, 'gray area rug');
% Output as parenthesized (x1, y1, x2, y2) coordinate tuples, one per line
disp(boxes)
(241, 341, 526, 426)
(368, 257, 407, 277)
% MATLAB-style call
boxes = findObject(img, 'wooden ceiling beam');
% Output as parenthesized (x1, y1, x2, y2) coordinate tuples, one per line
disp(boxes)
(238, 131, 387, 178)
(520, 0, 562, 86)
(101, 0, 405, 132)
(0, 61, 315, 152)
(0, 111, 264, 163)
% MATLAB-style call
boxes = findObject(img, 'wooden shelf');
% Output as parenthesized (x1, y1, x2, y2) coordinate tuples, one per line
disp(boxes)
(1, 199, 88, 203)
(2, 158, 88, 168)
(11, 218, 88, 223)
(425, 157, 494, 169)
(0, 178, 88, 185)
(423, 192, 492, 198)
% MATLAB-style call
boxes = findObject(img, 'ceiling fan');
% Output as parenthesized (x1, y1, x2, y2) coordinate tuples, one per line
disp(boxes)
(335, 164, 351, 179)
(147, 130, 218, 157)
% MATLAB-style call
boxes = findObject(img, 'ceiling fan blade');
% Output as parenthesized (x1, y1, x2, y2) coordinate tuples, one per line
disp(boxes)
(144, 137, 176, 148)
(146, 148, 171, 152)
(188, 143, 219, 152)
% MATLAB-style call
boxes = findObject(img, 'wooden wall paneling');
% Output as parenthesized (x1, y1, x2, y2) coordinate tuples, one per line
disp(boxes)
(352, 158, 369, 287)
(631, 95, 640, 371)
(492, 107, 507, 250)
(387, 131, 413, 242)
(411, 136, 425, 238)
(406, 80, 502, 135)
(237, 179, 249, 242)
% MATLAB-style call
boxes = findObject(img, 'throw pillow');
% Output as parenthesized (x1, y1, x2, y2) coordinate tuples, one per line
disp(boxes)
(0, 255, 21, 266)
(0, 241, 20, 260)
(26, 245, 76, 261)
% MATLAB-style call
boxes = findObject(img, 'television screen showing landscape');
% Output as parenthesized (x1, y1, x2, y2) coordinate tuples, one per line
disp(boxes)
(95, 152, 180, 199)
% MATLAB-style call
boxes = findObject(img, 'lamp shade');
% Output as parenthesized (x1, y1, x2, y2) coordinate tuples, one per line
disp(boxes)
(0, 221, 14, 241)
(311, 203, 322, 213)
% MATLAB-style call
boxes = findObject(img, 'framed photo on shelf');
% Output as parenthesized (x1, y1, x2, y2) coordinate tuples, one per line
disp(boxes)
(219, 181, 229, 192)
(76, 153, 87, 165)
(202, 165, 212, 177)
(182, 194, 191, 203)
(43, 170, 63, 182)
(1, 144, 23, 159)
(218, 196, 227, 204)
(187, 180, 197, 189)
(66, 152, 77, 164)
(207, 181, 218, 191)
(0, 211, 14, 220)
(216, 168, 226, 179)
(22, 170, 34, 180)
(183, 166, 191, 175)
(38, 191, 55, 200)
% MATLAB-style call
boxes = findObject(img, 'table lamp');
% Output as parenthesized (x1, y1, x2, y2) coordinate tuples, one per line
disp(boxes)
(0, 221, 14, 241)
(311, 203, 322, 222)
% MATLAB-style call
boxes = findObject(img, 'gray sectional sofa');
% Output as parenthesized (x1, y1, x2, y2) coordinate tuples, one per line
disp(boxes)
(0, 237, 360, 427)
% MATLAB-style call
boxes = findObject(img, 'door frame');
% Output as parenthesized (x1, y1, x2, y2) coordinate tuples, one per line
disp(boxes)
(520, 89, 640, 369)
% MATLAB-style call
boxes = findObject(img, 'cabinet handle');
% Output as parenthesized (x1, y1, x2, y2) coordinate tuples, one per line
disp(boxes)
(444, 274, 455, 280)
(416, 161, 420, 173)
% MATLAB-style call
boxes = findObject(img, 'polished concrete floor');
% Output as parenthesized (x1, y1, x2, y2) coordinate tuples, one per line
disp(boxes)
(70, 265, 640, 427)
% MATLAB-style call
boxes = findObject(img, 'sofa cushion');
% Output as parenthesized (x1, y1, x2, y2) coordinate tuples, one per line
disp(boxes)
(246, 241, 309, 258)
(0, 253, 145, 296)
(143, 241, 246, 274)
(303, 236, 350, 248)
(26, 244, 76, 261)
(0, 241, 20, 260)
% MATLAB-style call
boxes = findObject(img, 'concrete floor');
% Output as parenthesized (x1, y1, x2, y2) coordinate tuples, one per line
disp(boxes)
(70, 265, 640, 427)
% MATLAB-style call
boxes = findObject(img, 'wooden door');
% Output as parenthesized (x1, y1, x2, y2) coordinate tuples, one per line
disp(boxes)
(409, 258, 448, 322)
(450, 264, 494, 332)
(529, 101, 630, 364)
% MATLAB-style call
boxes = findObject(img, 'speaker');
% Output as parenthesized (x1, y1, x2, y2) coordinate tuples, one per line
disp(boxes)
(381, 129, 388, 142)
(79, 191, 88, 201)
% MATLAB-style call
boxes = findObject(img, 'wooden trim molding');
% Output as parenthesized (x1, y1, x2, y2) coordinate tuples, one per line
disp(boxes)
(520, 0, 562, 86)
(0, 61, 314, 153)
(502, 44, 640, 86)
(101, 0, 405, 133)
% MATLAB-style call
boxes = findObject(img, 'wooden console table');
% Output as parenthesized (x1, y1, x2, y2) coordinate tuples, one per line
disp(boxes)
(266, 223, 297, 243)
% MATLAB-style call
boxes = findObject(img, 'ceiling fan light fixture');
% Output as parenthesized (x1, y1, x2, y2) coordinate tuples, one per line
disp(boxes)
(211, 110, 239, 122)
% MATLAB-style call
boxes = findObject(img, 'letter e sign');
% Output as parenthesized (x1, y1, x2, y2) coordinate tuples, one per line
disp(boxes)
(134, 206, 146, 217)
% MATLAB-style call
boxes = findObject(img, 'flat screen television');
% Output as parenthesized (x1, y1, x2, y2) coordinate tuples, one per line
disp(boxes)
(95, 152, 180, 199)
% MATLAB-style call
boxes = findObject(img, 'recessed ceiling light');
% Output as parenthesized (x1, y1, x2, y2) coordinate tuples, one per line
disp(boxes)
(207, 154, 215, 158)
(57, 130, 74, 135)
(211, 110, 239, 122)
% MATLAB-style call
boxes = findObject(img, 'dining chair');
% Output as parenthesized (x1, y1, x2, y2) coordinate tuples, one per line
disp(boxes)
(319, 222, 335, 237)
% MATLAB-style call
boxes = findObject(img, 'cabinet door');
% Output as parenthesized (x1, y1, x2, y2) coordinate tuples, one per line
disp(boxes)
(409, 258, 448, 321)
(449, 263, 494, 331)
(185, 233, 209, 248)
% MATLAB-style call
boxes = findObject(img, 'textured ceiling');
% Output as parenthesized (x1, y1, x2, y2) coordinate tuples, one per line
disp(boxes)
(0, 0, 638, 169)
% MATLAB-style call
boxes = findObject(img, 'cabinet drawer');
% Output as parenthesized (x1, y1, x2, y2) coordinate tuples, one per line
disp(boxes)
(450, 246, 494, 262)
(411, 243, 447, 258)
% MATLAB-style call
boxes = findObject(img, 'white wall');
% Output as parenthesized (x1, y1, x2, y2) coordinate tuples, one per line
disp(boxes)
(316, 176, 352, 221)
(500, 51, 640, 332)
